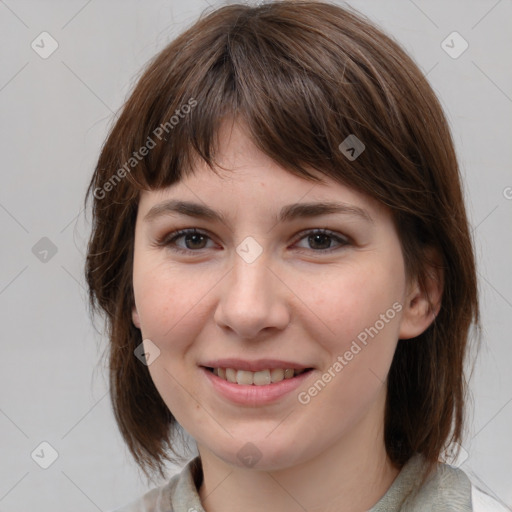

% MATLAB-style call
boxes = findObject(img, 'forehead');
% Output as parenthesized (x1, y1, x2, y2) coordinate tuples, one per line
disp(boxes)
(137, 120, 390, 225)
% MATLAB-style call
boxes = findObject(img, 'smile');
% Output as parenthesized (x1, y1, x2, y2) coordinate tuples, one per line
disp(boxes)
(200, 366, 315, 406)
(204, 367, 310, 385)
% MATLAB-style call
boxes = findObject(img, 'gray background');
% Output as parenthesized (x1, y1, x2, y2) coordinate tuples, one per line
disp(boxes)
(0, 0, 511, 510)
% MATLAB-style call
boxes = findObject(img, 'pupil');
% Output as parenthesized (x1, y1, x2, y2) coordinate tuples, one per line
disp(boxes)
(310, 233, 330, 250)
(186, 233, 205, 249)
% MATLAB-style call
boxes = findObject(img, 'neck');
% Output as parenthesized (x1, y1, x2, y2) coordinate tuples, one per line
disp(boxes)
(197, 396, 400, 512)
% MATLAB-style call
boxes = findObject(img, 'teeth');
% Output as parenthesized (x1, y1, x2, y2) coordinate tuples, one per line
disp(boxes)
(236, 370, 254, 385)
(253, 370, 272, 386)
(211, 367, 306, 385)
(270, 368, 284, 382)
(226, 368, 237, 383)
(284, 368, 294, 379)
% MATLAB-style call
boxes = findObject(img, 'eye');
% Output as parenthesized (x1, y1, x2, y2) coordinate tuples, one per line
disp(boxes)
(157, 227, 350, 255)
(292, 228, 350, 253)
(157, 228, 215, 254)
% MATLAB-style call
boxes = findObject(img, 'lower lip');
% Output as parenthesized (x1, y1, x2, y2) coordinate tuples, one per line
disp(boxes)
(200, 367, 314, 406)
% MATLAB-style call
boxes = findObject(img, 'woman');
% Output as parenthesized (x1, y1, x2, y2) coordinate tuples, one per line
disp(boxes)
(85, 1, 504, 510)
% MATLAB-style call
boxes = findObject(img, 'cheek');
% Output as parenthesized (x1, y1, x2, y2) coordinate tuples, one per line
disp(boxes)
(290, 260, 405, 419)
(290, 258, 405, 350)
(132, 258, 215, 351)
(132, 261, 214, 423)
(291, 265, 403, 433)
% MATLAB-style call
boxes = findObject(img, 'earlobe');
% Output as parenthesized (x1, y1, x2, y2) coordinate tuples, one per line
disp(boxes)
(398, 250, 444, 340)
(132, 306, 141, 329)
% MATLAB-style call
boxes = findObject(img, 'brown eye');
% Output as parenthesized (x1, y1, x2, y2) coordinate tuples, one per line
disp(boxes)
(159, 228, 215, 254)
(294, 229, 350, 253)
(180, 231, 208, 250)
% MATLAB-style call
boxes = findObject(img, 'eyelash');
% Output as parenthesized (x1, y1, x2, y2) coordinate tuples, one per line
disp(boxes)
(156, 228, 350, 255)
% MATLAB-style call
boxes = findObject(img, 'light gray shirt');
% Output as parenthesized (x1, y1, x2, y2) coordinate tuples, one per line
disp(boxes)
(110, 454, 505, 511)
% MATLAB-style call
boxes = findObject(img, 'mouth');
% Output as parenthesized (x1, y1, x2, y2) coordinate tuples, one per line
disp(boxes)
(202, 366, 314, 386)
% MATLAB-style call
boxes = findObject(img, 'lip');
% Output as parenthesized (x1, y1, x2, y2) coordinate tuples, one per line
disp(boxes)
(200, 366, 314, 406)
(200, 358, 312, 372)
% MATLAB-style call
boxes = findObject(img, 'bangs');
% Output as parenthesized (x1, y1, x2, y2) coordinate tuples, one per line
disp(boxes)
(111, 2, 423, 210)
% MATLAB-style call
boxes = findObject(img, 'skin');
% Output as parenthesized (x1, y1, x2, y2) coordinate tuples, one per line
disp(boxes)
(131, 120, 442, 512)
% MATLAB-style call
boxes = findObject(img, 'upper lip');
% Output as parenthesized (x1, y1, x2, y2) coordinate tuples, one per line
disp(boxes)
(200, 359, 313, 372)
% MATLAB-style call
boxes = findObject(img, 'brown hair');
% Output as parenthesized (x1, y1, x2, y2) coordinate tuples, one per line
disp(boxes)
(85, 0, 480, 485)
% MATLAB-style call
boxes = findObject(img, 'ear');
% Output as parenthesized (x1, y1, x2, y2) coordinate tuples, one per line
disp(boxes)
(399, 248, 444, 340)
(132, 305, 141, 329)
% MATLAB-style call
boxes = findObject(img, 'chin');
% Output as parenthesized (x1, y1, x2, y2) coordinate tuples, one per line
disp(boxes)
(212, 437, 308, 472)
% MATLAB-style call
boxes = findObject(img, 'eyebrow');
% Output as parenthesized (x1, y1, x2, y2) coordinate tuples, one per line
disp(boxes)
(143, 199, 374, 225)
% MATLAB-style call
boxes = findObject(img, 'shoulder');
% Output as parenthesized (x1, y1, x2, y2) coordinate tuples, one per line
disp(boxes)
(401, 457, 508, 512)
(106, 457, 203, 512)
(428, 462, 509, 511)
(396, 458, 473, 510)
(106, 476, 178, 512)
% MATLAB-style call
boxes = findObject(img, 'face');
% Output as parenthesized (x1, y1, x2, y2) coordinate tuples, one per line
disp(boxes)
(131, 121, 427, 471)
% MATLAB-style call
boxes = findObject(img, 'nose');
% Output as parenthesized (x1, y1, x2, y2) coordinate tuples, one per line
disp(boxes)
(213, 249, 291, 340)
